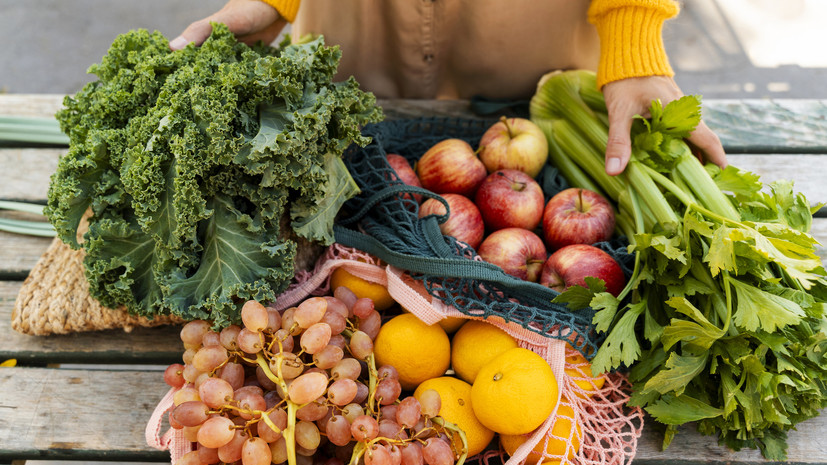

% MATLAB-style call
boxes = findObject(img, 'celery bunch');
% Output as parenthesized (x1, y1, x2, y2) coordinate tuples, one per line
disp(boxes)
(530, 70, 827, 459)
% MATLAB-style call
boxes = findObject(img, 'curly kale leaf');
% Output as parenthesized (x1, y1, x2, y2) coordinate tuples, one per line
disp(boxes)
(46, 25, 382, 324)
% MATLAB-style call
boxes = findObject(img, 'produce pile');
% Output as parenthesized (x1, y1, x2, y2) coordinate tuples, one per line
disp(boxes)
(531, 70, 827, 459)
(45, 24, 381, 327)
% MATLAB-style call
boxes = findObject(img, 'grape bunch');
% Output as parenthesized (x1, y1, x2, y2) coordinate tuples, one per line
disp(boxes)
(162, 286, 468, 465)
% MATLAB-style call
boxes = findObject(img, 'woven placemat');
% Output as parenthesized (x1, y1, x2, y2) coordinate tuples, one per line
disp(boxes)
(11, 237, 185, 335)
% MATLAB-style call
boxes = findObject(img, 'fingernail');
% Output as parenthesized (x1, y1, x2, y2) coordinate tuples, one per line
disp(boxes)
(169, 36, 189, 50)
(606, 158, 621, 174)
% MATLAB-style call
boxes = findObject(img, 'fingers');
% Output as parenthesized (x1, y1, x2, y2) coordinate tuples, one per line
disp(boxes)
(605, 107, 634, 176)
(688, 120, 728, 169)
(170, 19, 213, 50)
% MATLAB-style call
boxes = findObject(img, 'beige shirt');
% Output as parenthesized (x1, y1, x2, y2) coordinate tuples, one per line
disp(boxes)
(293, 0, 599, 100)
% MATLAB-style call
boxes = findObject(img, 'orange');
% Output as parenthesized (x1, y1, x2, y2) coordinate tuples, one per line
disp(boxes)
(470, 347, 558, 435)
(329, 267, 395, 311)
(450, 320, 518, 384)
(373, 313, 451, 390)
(414, 376, 495, 457)
(499, 403, 582, 465)
(565, 352, 606, 398)
(438, 316, 467, 334)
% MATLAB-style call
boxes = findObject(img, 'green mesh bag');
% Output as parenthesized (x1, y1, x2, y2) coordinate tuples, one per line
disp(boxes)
(334, 117, 633, 357)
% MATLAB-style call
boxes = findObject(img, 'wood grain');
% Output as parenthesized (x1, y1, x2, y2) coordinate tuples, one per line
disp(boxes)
(0, 281, 183, 364)
(0, 367, 169, 461)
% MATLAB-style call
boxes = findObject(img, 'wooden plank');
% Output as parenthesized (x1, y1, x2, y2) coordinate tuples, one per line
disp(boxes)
(0, 367, 169, 462)
(0, 281, 183, 365)
(0, 233, 52, 278)
(0, 94, 64, 119)
(0, 148, 62, 202)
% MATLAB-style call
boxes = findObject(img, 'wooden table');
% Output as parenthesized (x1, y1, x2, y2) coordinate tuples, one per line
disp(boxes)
(2, 94, 827, 464)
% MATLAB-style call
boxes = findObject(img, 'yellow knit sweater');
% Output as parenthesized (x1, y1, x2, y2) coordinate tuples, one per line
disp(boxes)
(261, 0, 679, 89)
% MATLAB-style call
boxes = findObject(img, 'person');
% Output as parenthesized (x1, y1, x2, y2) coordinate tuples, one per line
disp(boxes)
(169, 0, 728, 176)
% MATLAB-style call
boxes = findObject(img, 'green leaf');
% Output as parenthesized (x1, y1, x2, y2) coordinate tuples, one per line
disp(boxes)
(553, 276, 607, 310)
(653, 95, 702, 138)
(645, 393, 723, 425)
(729, 278, 805, 332)
(591, 301, 644, 374)
(291, 153, 360, 245)
(661, 297, 726, 350)
(642, 352, 708, 396)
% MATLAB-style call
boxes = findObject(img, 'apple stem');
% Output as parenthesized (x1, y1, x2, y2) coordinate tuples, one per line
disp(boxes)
(577, 188, 585, 212)
(496, 171, 526, 191)
(500, 115, 514, 138)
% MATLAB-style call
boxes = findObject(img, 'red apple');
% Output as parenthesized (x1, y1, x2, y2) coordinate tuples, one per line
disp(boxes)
(474, 169, 545, 232)
(477, 116, 549, 178)
(542, 188, 615, 251)
(477, 227, 547, 282)
(540, 244, 625, 297)
(386, 153, 423, 203)
(416, 139, 487, 197)
(418, 193, 485, 250)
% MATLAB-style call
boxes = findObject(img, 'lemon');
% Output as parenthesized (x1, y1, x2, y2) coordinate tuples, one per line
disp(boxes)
(451, 320, 518, 384)
(438, 316, 467, 334)
(499, 403, 581, 465)
(373, 313, 451, 390)
(329, 267, 395, 311)
(414, 377, 495, 457)
(470, 347, 558, 435)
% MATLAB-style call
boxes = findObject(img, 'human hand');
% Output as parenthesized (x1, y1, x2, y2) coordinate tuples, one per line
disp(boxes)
(602, 75, 727, 176)
(169, 0, 285, 50)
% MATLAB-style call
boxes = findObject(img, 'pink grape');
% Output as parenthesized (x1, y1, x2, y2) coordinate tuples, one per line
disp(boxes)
(258, 408, 288, 442)
(237, 327, 263, 354)
(300, 322, 332, 354)
(358, 310, 382, 339)
(387, 444, 403, 465)
(198, 377, 234, 409)
(349, 330, 374, 360)
(271, 352, 304, 380)
(396, 396, 422, 428)
(351, 414, 379, 441)
(219, 325, 241, 350)
(379, 404, 398, 422)
(255, 365, 279, 391)
(328, 334, 347, 350)
(400, 442, 425, 465)
(172, 400, 210, 427)
(288, 372, 329, 405)
(375, 377, 402, 405)
(270, 437, 288, 464)
(353, 381, 369, 404)
(241, 300, 269, 332)
(164, 363, 186, 388)
(352, 297, 375, 318)
(324, 296, 349, 318)
(192, 345, 229, 373)
(266, 308, 282, 332)
(294, 297, 328, 328)
(295, 420, 321, 450)
(197, 416, 235, 448)
(341, 403, 364, 423)
(176, 450, 202, 465)
(217, 429, 247, 463)
(327, 378, 358, 406)
(378, 419, 407, 441)
(326, 415, 353, 446)
(218, 362, 245, 390)
(234, 385, 264, 398)
(202, 331, 221, 347)
(183, 425, 200, 442)
(364, 443, 392, 465)
(173, 384, 200, 406)
(313, 344, 345, 369)
(418, 389, 441, 418)
(333, 286, 358, 313)
(377, 365, 399, 381)
(296, 397, 330, 421)
(281, 307, 301, 335)
(182, 348, 197, 365)
(241, 436, 272, 465)
(273, 329, 295, 353)
(180, 320, 211, 345)
(197, 443, 220, 464)
(182, 363, 201, 383)
(322, 310, 347, 335)
(422, 438, 454, 465)
(331, 357, 362, 380)
(236, 391, 266, 420)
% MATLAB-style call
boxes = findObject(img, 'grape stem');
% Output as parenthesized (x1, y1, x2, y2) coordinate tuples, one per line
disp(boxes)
(256, 352, 298, 465)
(431, 417, 469, 465)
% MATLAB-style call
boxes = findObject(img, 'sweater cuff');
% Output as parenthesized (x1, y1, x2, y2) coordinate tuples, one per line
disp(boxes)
(587, 0, 679, 88)
(259, 0, 301, 23)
